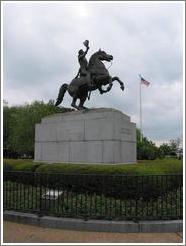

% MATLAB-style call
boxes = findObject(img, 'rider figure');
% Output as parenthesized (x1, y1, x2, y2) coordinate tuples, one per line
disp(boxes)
(75, 40, 92, 87)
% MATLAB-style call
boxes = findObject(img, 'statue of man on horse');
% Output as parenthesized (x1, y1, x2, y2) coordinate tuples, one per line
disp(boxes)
(55, 40, 125, 110)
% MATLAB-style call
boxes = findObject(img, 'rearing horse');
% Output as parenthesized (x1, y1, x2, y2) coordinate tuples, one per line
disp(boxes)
(55, 49, 125, 110)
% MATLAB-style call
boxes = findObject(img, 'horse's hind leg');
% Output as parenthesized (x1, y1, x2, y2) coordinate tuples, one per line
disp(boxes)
(78, 96, 87, 110)
(71, 97, 79, 110)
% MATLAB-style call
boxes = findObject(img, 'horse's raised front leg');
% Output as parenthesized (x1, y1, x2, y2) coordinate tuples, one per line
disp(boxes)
(112, 76, 125, 91)
(98, 86, 108, 94)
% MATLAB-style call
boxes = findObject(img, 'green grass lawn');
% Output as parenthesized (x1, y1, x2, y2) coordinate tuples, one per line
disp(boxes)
(3, 158, 183, 175)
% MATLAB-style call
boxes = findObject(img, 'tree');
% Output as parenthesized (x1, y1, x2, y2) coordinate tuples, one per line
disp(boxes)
(3, 104, 18, 150)
(136, 129, 159, 160)
(3, 100, 73, 158)
(158, 137, 182, 158)
(169, 138, 182, 156)
(158, 143, 172, 158)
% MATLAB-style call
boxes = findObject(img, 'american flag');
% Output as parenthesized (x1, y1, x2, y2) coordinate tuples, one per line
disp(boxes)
(140, 76, 150, 86)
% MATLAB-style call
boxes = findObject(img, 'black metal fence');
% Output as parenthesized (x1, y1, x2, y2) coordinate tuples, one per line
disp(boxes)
(3, 171, 183, 221)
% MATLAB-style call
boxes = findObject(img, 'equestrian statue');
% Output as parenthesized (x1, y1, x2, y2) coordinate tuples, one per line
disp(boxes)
(55, 40, 125, 110)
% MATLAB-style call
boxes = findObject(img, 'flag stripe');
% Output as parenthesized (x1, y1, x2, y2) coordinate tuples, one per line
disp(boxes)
(141, 77, 150, 86)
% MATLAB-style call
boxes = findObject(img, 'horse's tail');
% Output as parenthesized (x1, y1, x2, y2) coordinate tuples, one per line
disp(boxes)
(55, 83, 68, 106)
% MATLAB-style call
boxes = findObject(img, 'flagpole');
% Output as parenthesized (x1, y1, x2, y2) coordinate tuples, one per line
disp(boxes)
(138, 75, 150, 142)
(139, 74, 143, 142)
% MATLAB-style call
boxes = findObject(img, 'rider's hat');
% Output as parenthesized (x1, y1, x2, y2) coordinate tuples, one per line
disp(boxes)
(83, 40, 89, 47)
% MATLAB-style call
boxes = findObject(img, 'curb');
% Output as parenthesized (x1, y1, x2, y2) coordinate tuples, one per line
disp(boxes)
(4, 210, 183, 233)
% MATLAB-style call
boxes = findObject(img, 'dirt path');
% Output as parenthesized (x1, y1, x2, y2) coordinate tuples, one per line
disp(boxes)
(3, 221, 183, 243)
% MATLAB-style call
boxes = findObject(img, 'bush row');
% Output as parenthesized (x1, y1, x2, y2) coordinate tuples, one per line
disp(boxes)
(3, 159, 41, 172)
(3, 159, 183, 200)
(3, 158, 183, 175)
(4, 171, 182, 200)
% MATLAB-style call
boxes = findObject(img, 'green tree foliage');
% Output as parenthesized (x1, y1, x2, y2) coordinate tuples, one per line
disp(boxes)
(158, 138, 182, 158)
(136, 129, 159, 160)
(158, 143, 172, 158)
(136, 129, 182, 160)
(3, 104, 17, 150)
(169, 138, 181, 155)
(3, 100, 73, 157)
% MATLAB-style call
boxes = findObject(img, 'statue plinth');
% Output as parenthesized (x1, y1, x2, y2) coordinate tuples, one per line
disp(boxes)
(34, 108, 136, 164)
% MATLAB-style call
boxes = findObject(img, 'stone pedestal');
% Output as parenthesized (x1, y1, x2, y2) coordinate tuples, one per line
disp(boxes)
(34, 108, 136, 164)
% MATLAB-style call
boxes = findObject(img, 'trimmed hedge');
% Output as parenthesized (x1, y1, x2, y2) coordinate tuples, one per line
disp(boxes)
(3, 159, 183, 200)
(4, 171, 182, 200)
(3, 159, 41, 172)
(3, 158, 183, 175)
(35, 159, 182, 175)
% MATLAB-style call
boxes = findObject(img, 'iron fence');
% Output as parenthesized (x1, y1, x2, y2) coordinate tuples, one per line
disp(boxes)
(3, 171, 183, 221)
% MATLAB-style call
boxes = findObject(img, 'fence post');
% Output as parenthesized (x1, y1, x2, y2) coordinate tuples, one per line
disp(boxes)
(38, 173, 43, 217)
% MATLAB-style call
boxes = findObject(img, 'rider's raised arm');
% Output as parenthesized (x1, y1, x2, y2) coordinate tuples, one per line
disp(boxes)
(84, 46, 89, 55)
(79, 46, 89, 59)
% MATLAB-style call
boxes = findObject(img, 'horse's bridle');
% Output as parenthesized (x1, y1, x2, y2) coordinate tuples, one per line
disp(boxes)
(107, 61, 113, 70)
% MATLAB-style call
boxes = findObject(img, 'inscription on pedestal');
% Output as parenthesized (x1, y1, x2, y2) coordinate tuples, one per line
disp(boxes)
(121, 128, 131, 135)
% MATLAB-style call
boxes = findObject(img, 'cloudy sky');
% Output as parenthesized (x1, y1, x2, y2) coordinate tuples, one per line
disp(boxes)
(2, 1, 184, 145)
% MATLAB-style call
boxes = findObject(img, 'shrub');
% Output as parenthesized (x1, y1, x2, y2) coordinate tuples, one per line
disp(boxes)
(3, 162, 15, 171)
(4, 171, 182, 200)
(4, 158, 183, 200)
(12, 163, 40, 172)
(4, 158, 182, 175)
(35, 159, 182, 175)
(3, 159, 41, 172)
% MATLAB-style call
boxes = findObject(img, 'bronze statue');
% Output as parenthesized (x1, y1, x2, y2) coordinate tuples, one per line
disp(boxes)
(55, 40, 125, 110)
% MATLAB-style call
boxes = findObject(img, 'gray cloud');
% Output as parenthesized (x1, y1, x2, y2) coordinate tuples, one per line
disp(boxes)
(3, 2, 183, 144)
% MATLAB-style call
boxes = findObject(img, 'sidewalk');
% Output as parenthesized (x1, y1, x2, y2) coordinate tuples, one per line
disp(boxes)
(3, 221, 183, 244)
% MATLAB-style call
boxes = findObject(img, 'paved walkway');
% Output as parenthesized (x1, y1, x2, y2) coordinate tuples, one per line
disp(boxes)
(3, 221, 183, 244)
